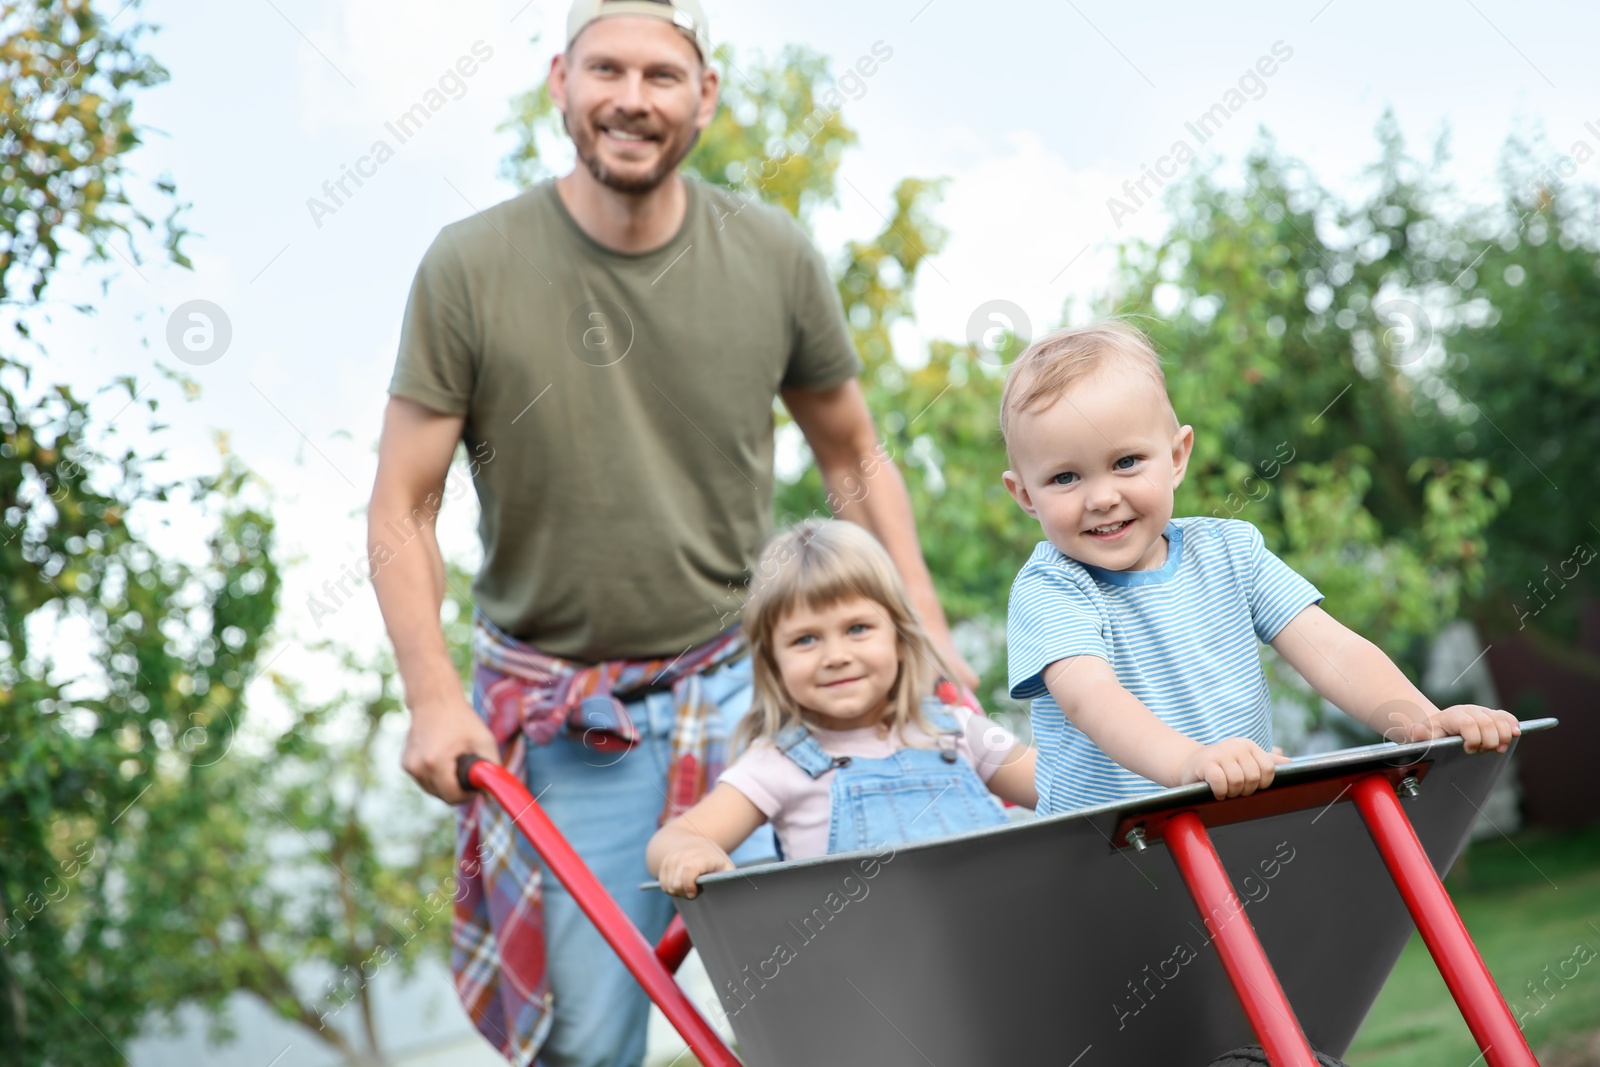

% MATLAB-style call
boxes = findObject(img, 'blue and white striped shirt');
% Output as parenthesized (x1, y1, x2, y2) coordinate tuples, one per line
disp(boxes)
(1007, 517, 1323, 815)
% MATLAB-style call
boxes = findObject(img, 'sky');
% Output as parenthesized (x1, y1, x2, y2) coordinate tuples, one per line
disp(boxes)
(26, 0, 1598, 1060)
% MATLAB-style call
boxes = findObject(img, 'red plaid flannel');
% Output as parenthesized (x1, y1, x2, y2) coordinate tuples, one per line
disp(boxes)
(451, 617, 746, 1065)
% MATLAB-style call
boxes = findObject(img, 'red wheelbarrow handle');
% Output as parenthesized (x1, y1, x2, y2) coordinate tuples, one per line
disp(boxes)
(455, 754, 741, 1067)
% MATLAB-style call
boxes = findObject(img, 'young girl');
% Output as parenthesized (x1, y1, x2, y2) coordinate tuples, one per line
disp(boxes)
(647, 519, 1037, 898)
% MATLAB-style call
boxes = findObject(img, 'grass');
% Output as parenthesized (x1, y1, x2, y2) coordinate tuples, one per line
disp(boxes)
(1345, 823, 1600, 1067)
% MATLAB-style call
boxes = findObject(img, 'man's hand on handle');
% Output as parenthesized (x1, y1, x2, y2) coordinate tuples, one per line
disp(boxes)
(403, 694, 501, 804)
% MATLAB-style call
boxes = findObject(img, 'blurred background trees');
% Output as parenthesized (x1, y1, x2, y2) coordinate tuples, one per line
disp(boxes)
(0, 3, 453, 1064)
(1112, 116, 1596, 694)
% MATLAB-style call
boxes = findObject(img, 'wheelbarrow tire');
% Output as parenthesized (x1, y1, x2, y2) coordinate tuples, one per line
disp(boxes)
(1204, 1045, 1351, 1067)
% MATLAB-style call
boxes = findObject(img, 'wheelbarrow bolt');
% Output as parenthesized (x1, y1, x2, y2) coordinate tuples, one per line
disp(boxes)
(1126, 825, 1148, 852)
(1396, 775, 1420, 798)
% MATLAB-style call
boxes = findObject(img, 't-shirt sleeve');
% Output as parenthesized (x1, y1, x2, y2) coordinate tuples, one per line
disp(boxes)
(714, 743, 790, 820)
(1007, 555, 1108, 701)
(388, 229, 478, 416)
(1243, 523, 1324, 641)
(780, 233, 862, 391)
(954, 706, 1020, 783)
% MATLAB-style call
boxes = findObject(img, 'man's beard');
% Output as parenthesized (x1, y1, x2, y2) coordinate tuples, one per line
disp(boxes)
(566, 110, 702, 195)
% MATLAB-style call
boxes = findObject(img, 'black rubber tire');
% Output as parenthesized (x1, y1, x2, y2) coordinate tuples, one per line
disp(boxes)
(1205, 1045, 1351, 1067)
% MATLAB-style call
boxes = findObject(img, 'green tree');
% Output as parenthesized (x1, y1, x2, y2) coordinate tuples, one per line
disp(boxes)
(117, 642, 456, 1067)
(1428, 142, 1600, 667)
(1110, 115, 1600, 707)
(0, 2, 259, 1061)
(0, 0, 189, 299)
(0, 5, 461, 1064)
(1107, 116, 1505, 697)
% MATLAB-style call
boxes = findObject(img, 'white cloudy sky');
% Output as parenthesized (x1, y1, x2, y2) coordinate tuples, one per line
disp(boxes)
(29, 0, 1599, 663)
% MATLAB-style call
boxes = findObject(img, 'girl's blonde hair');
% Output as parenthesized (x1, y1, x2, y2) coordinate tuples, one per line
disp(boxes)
(734, 519, 955, 752)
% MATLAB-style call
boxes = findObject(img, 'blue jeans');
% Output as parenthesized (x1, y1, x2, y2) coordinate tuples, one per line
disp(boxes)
(524, 655, 772, 1067)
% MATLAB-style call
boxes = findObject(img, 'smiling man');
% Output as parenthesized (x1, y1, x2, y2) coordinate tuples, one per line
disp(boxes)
(367, 2, 974, 1064)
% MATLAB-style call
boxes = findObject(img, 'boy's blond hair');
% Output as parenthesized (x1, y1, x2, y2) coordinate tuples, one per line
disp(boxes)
(734, 519, 954, 753)
(999, 320, 1174, 462)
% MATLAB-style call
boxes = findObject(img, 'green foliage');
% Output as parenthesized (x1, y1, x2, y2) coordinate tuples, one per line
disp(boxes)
(1, 2, 459, 1061)
(1111, 114, 1600, 692)
(118, 645, 453, 1062)
(775, 187, 1043, 633)
(1109, 117, 1510, 681)
(682, 44, 856, 225)
(0, 3, 233, 1060)
(0, 0, 188, 304)
(1430, 147, 1600, 647)
(0, 381, 281, 1061)
(496, 76, 556, 191)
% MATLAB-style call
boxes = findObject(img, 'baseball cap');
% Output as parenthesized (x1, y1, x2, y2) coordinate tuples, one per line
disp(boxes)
(566, 0, 711, 62)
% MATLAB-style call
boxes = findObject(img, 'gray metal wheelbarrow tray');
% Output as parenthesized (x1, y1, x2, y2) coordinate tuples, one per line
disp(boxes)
(672, 719, 1557, 1066)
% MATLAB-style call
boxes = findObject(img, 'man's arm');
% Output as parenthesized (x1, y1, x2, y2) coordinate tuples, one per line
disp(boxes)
(369, 396, 498, 803)
(780, 378, 979, 690)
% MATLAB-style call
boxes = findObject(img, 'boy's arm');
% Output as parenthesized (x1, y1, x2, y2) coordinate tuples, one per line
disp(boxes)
(646, 783, 768, 898)
(1041, 656, 1283, 798)
(1269, 605, 1520, 752)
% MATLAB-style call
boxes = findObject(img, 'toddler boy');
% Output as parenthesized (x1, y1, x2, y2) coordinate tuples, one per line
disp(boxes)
(1001, 321, 1518, 815)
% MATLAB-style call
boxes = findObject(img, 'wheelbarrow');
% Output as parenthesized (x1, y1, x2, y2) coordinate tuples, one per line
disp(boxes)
(457, 717, 1557, 1066)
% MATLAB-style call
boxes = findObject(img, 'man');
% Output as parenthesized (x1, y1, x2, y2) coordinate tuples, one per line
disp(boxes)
(368, 2, 976, 1064)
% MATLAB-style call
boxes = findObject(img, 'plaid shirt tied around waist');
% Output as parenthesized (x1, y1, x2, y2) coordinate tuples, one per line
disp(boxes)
(451, 616, 747, 1066)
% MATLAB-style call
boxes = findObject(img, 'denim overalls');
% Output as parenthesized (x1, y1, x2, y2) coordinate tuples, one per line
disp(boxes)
(773, 699, 1009, 855)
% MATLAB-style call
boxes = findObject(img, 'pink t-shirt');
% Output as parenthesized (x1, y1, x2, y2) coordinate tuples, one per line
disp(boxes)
(717, 705, 1020, 861)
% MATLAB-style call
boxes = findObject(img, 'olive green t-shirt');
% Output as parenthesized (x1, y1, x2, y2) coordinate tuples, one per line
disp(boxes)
(388, 178, 860, 662)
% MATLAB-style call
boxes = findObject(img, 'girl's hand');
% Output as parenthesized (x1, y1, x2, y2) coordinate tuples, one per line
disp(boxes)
(1401, 705, 1522, 753)
(657, 842, 736, 899)
(1180, 737, 1290, 800)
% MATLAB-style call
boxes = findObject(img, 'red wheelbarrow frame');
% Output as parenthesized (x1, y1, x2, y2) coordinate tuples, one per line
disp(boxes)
(1109, 763, 1538, 1066)
(456, 755, 741, 1067)
(456, 750, 1539, 1067)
